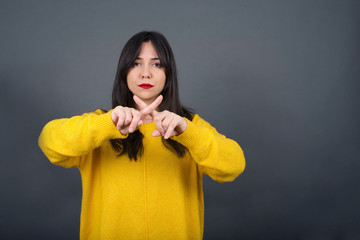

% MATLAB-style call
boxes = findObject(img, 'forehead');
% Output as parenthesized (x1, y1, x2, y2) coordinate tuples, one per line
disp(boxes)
(138, 41, 158, 58)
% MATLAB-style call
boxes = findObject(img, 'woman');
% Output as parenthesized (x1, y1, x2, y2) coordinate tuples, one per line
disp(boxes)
(39, 31, 245, 240)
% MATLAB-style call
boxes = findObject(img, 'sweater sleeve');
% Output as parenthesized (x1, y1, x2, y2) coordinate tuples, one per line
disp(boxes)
(171, 114, 245, 183)
(38, 109, 127, 168)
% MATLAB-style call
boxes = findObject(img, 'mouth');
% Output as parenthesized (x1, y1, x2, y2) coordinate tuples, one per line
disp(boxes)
(138, 83, 154, 89)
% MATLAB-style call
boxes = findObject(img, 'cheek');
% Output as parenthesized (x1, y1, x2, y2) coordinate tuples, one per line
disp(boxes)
(126, 71, 136, 86)
(159, 72, 166, 85)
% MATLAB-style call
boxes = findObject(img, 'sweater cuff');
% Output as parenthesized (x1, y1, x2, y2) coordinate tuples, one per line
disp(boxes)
(94, 110, 128, 142)
(171, 118, 206, 151)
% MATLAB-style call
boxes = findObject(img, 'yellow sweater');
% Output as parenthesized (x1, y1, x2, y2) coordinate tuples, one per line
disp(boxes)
(38, 109, 245, 240)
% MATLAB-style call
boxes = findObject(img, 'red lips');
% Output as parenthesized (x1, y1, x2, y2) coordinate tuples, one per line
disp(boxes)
(138, 83, 154, 89)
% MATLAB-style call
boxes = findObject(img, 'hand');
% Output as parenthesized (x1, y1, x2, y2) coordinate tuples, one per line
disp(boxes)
(133, 95, 187, 139)
(111, 95, 163, 135)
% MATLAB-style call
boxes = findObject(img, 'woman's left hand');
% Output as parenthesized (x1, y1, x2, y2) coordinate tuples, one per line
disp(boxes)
(133, 95, 187, 139)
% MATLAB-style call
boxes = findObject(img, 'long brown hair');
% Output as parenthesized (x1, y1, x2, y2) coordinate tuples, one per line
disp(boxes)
(111, 31, 193, 160)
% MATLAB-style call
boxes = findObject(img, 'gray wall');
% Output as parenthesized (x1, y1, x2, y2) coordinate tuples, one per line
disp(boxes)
(1, 0, 360, 239)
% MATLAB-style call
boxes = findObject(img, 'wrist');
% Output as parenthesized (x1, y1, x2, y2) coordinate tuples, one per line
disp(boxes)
(176, 118, 188, 136)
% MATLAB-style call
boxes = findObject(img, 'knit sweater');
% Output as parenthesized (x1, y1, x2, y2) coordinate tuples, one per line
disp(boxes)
(38, 109, 245, 240)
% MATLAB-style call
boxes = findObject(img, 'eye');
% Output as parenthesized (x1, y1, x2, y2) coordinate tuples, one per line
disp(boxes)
(153, 63, 162, 68)
(133, 62, 141, 67)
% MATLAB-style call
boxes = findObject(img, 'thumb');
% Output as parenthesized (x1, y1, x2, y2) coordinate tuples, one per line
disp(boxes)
(152, 129, 162, 137)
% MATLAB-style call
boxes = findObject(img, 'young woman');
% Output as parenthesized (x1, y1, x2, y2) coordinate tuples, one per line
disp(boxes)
(39, 31, 245, 240)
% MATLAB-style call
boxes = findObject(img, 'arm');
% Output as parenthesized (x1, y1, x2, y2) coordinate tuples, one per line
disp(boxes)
(172, 114, 245, 183)
(38, 109, 126, 168)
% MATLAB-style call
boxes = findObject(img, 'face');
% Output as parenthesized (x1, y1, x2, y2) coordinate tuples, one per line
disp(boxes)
(127, 41, 166, 106)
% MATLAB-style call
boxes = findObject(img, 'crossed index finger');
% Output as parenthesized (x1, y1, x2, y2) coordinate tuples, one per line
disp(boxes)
(133, 95, 148, 110)
(133, 95, 163, 119)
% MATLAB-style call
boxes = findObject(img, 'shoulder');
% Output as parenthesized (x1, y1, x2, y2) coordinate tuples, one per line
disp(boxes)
(190, 114, 215, 129)
(77, 109, 108, 118)
(94, 109, 108, 115)
(191, 114, 207, 123)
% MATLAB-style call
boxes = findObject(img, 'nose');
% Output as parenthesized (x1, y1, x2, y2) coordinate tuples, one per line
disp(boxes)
(141, 65, 151, 79)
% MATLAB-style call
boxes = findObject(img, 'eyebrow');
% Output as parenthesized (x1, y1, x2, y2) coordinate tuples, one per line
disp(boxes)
(136, 57, 160, 60)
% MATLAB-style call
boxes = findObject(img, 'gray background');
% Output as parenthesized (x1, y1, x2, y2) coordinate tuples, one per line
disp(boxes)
(1, 0, 359, 239)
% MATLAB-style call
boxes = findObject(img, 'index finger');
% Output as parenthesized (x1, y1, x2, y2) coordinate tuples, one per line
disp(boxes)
(140, 95, 163, 118)
(133, 95, 147, 111)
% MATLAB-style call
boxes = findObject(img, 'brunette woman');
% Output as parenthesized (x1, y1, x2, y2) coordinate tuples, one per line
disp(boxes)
(39, 31, 245, 240)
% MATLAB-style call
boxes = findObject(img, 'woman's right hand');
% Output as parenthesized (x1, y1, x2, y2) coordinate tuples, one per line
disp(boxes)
(111, 95, 163, 135)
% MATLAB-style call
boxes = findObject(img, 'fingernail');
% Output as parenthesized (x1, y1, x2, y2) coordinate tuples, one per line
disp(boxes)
(129, 127, 133, 132)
